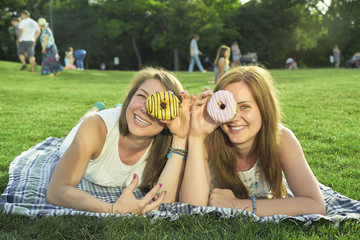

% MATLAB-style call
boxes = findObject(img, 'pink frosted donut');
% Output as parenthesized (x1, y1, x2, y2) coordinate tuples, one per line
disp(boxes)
(207, 90, 237, 123)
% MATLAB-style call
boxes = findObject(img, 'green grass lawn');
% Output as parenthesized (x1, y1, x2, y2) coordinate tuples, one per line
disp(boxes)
(0, 60, 359, 239)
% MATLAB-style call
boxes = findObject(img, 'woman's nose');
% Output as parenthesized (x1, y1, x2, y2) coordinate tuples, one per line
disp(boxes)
(231, 111, 241, 122)
(140, 103, 148, 114)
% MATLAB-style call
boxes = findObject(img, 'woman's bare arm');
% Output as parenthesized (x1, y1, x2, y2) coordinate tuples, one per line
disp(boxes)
(157, 91, 191, 203)
(179, 91, 215, 206)
(208, 127, 325, 217)
(46, 115, 112, 212)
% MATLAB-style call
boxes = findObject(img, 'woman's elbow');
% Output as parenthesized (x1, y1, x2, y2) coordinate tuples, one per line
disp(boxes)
(310, 197, 325, 215)
(315, 199, 326, 215)
(179, 193, 208, 207)
(46, 186, 56, 205)
(46, 182, 62, 205)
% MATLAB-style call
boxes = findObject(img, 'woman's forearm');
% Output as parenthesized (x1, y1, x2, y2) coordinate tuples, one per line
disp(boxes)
(46, 184, 112, 213)
(157, 136, 186, 203)
(233, 196, 325, 217)
(179, 136, 210, 206)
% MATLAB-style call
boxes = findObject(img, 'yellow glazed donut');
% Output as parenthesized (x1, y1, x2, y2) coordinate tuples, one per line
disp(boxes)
(146, 91, 180, 120)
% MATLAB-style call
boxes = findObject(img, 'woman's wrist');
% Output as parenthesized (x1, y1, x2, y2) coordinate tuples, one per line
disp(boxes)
(189, 131, 207, 141)
(171, 135, 187, 148)
(167, 146, 187, 161)
(169, 137, 187, 161)
(188, 135, 206, 151)
(98, 201, 115, 214)
(250, 197, 257, 216)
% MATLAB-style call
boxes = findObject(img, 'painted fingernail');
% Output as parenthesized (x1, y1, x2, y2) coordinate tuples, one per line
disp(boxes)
(181, 91, 185, 94)
(159, 183, 163, 188)
(133, 173, 137, 179)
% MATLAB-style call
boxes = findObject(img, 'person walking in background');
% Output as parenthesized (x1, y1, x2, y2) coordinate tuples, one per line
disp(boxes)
(333, 44, 341, 68)
(74, 49, 87, 70)
(11, 17, 22, 57)
(16, 10, 40, 72)
(209, 45, 230, 84)
(11, 17, 21, 36)
(231, 41, 242, 67)
(38, 18, 63, 76)
(188, 34, 206, 74)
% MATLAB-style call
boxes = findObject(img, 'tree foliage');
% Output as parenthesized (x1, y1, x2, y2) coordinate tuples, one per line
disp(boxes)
(1, 0, 360, 69)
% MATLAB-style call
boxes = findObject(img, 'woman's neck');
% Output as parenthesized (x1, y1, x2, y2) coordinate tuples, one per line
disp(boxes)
(118, 134, 153, 165)
(120, 133, 153, 151)
(234, 143, 257, 171)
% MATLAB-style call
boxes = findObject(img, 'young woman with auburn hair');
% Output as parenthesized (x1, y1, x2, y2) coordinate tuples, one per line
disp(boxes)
(180, 66, 325, 217)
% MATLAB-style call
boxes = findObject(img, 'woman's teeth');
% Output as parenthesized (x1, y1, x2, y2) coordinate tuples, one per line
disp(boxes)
(230, 126, 245, 131)
(135, 115, 151, 126)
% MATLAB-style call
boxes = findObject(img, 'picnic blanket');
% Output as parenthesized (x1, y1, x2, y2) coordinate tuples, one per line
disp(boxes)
(1, 137, 360, 226)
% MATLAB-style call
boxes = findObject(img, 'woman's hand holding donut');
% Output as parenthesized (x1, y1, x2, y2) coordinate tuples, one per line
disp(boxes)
(162, 91, 191, 140)
(190, 90, 220, 139)
(112, 174, 166, 215)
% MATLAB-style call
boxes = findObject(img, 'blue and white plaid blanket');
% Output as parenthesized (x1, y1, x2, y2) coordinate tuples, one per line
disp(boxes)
(1, 137, 359, 226)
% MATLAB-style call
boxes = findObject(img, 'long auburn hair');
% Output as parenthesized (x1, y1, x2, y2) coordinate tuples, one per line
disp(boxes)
(206, 66, 287, 199)
(214, 45, 230, 67)
(118, 67, 183, 192)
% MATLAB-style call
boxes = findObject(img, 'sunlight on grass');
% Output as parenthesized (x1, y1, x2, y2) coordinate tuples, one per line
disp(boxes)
(0, 61, 359, 238)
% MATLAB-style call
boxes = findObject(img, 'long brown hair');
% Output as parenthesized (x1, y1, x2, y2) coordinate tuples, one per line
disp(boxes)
(118, 67, 184, 192)
(206, 66, 287, 199)
(214, 45, 230, 67)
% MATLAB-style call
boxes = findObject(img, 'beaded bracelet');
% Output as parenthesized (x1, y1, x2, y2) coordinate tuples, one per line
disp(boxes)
(167, 147, 187, 160)
(250, 196, 257, 216)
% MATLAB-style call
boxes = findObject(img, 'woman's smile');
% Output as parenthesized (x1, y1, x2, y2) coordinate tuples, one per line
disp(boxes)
(133, 114, 151, 127)
(227, 124, 247, 132)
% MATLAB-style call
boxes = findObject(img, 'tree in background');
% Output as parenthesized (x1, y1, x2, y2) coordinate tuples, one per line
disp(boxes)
(322, 0, 360, 62)
(150, 0, 223, 71)
(1, 0, 360, 69)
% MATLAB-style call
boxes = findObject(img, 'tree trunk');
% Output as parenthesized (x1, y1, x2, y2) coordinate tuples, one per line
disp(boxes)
(132, 28, 142, 69)
(174, 49, 179, 71)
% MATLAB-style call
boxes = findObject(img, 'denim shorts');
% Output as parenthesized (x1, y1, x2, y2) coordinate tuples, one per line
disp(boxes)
(18, 41, 35, 57)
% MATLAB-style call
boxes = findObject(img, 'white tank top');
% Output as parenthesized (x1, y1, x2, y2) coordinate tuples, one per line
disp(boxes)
(210, 160, 271, 198)
(237, 160, 271, 198)
(59, 108, 151, 187)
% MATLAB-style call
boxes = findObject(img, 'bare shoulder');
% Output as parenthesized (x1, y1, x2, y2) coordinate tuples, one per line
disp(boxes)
(78, 114, 107, 136)
(279, 126, 301, 148)
(279, 126, 306, 167)
(72, 115, 107, 157)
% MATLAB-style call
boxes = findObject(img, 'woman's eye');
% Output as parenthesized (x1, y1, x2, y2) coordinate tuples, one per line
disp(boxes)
(137, 94, 147, 99)
(240, 105, 250, 110)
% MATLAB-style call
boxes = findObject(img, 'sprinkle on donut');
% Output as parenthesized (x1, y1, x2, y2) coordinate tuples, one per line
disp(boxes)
(207, 90, 237, 123)
(146, 91, 180, 120)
